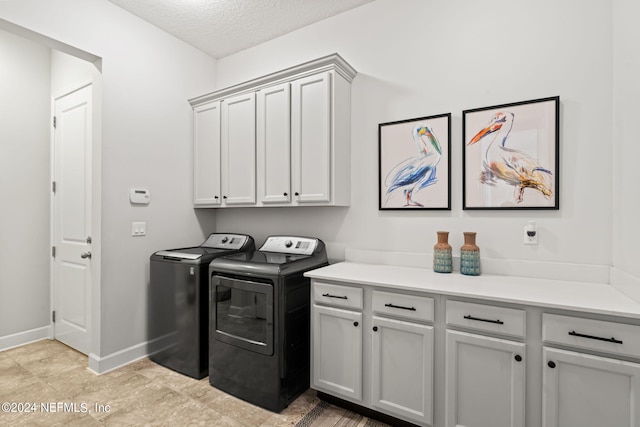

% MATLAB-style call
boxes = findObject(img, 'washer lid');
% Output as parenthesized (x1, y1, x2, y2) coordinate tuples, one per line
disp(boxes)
(155, 247, 230, 260)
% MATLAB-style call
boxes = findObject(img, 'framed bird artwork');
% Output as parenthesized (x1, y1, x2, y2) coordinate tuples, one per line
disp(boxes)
(463, 96, 560, 210)
(379, 113, 451, 210)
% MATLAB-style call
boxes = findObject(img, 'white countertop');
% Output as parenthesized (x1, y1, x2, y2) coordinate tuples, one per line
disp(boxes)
(305, 262, 640, 320)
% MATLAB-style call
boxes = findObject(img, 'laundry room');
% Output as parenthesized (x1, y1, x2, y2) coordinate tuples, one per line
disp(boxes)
(1, 0, 640, 426)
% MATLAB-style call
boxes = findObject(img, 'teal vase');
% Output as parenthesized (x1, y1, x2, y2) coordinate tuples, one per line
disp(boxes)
(460, 232, 480, 276)
(433, 231, 452, 273)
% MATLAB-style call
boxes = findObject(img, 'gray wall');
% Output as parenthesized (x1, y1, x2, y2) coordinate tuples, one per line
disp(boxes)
(0, 0, 217, 367)
(0, 29, 51, 340)
(215, 0, 618, 270)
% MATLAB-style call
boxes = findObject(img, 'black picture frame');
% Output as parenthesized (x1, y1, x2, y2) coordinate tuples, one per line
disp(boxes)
(378, 113, 451, 210)
(462, 96, 560, 210)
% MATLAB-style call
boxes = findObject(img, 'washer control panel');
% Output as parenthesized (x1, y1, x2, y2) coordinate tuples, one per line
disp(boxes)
(203, 233, 252, 250)
(259, 236, 318, 255)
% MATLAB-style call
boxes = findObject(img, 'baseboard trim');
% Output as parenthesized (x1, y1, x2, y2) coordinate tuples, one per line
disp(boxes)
(87, 334, 171, 374)
(0, 326, 51, 353)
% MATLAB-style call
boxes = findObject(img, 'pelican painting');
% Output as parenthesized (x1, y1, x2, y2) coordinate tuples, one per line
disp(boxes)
(463, 97, 559, 209)
(379, 114, 451, 210)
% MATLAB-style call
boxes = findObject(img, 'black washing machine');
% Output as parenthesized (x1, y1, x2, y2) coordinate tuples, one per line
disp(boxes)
(208, 236, 328, 412)
(148, 233, 254, 379)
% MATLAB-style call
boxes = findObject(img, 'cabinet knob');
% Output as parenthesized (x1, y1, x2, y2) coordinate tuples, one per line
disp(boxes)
(223, 195, 227, 199)
(373, 326, 378, 332)
(283, 192, 288, 196)
(214, 195, 219, 199)
(294, 192, 299, 196)
(514, 354, 522, 362)
(547, 361, 556, 369)
(353, 321, 359, 327)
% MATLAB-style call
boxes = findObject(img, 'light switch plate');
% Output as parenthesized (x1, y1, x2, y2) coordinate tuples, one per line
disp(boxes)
(132, 221, 146, 236)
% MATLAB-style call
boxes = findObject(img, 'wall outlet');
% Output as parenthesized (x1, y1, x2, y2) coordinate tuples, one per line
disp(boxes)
(132, 221, 146, 236)
(524, 221, 537, 245)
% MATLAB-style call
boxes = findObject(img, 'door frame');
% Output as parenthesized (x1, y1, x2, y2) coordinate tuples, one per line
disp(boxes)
(49, 79, 102, 362)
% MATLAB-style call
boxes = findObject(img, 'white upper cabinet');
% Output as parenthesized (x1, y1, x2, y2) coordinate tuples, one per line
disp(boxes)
(190, 54, 356, 208)
(221, 92, 256, 205)
(193, 101, 221, 206)
(257, 83, 291, 204)
(291, 72, 331, 203)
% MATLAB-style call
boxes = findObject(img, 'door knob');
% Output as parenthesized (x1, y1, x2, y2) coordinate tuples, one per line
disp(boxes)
(80, 251, 92, 259)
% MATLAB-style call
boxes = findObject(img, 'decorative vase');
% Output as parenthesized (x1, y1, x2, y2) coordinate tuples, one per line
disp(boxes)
(460, 232, 480, 276)
(433, 231, 452, 273)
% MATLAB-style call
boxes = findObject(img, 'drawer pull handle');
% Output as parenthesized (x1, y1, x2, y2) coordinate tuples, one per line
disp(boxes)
(385, 303, 416, 311)
(464, 315, 504, 325)
(322, 293, 348, 300)
(568, 330, 623, 344)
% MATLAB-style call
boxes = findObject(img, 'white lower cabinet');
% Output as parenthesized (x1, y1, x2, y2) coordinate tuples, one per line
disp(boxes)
(310, 275, 640, 427)
(445, 330, 525, 427)
(542, 347, 640, 427)
(372, 316, 433, 425)
(312, 304, 363, 401)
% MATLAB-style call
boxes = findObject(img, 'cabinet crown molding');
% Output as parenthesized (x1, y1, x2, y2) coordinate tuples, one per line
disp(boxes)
(189, 53, 357, 106)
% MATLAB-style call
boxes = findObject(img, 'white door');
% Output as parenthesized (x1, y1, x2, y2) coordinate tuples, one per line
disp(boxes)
(445, 330, 526, 427)
(543, 347, 640, 427)
(193, 101, 221, 206)
(312, 304, 363, 401)
(291, 72, 331, 203)
(257, 83, 291, 204)
(371, 316, 434, 426)
(52, 84, 92, 355)
(221, 92, 256, 205)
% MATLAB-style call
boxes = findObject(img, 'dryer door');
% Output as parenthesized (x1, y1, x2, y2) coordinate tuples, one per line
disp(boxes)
(212, 274, 274, 355)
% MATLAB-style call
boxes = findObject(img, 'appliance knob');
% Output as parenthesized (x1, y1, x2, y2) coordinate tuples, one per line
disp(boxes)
(548, 361, 556, 369)
(285, 240, 293, 248)
(221, 236, 228, 243)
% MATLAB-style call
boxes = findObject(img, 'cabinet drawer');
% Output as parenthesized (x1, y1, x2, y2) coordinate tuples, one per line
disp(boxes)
(543, 313, 640, 358)
(313, 281, 363, 310)
(372, 291, 434, 322)
(446, 300, 526, 338)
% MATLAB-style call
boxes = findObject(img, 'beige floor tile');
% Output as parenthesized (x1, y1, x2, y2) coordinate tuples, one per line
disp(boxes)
(0, 340, 383, 426)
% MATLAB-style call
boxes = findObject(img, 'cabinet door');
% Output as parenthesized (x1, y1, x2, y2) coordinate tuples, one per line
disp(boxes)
(445, 330, 525, 427)
(257, 83, 291, 204)
(371, 316, 434, 426)
(221, 92, 256, 205)
(312, 304, 362, 401)
(193, 101, 221, 206)
(543, 347, 640, 427)
(291, 72, 331, 203)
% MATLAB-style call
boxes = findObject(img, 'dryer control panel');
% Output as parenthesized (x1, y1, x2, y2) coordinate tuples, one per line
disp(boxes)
(259, 236, 318, 255)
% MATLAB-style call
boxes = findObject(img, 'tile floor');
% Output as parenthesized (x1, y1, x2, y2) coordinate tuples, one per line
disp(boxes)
(0, 339, 350, 426)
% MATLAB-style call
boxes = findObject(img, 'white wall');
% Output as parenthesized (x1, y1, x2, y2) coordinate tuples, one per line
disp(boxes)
(0, 29, 51, 342)
(612, 0, 640, 289)
(215, 0, 615, 270)
(0, 0, 217, 368)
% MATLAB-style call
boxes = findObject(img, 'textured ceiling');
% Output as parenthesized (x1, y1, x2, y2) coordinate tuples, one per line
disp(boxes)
(107, 0, 373, 59)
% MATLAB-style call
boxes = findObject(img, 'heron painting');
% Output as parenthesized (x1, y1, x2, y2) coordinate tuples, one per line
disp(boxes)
(379, 114, 451, 210)
(463, 97, 559, 210)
